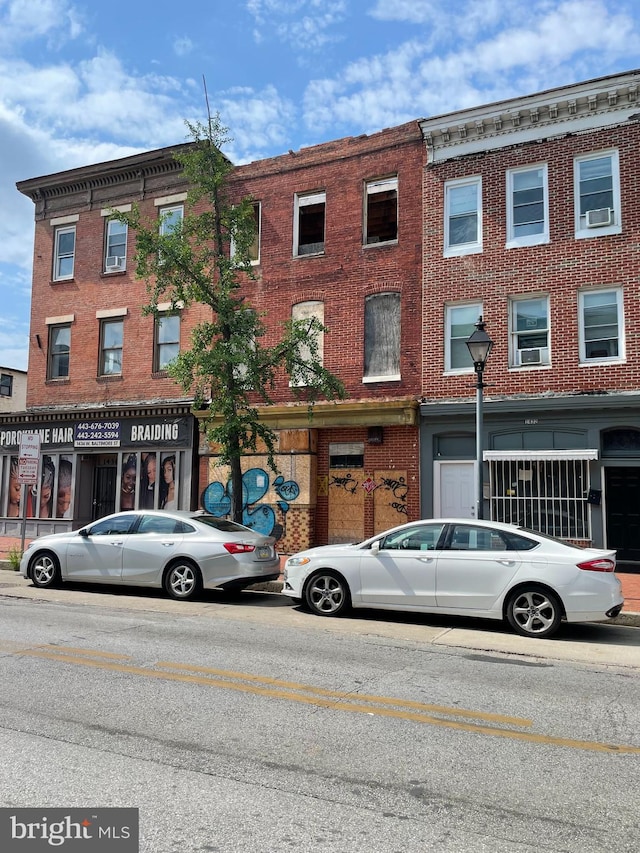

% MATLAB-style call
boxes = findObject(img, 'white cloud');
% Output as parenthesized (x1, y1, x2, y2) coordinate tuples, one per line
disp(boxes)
(246, 0, 347, 50)
(173, 36, 194, 57)
(304, 0, 640, 133)
(0, 0, 84, 52)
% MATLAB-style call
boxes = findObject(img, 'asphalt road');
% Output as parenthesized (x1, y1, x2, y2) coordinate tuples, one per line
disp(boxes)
(1, 577, 639, 852)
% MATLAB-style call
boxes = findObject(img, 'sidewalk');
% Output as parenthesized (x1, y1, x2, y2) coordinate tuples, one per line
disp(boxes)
(1, 561, 639, 618)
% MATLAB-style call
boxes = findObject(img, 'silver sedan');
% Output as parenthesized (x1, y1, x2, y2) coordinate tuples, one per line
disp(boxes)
(20, 510, 280, 601)
(281, 518, 624, 638)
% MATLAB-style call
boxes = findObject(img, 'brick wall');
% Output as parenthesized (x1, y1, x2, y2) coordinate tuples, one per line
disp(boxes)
(421, 122, 640, 399)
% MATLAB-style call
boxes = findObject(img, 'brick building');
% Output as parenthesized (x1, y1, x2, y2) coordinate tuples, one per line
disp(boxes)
(3, 122, 424, 551)
(418, 69, 640, 564)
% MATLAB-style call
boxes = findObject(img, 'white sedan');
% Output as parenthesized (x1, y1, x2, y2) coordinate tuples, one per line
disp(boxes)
(20, 510, 280, 601)
(282, 518, 624, 638)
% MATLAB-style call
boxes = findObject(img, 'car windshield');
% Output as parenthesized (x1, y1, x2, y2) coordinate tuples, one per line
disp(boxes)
(192, 515, 252, 534)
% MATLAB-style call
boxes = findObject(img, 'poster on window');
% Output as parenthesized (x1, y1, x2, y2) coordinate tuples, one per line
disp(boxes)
(159, 453, 177, 510)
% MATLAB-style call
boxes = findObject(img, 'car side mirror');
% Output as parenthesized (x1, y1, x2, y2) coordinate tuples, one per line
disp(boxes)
(78, 528, 89, 538)
(371, 539, 380, 554)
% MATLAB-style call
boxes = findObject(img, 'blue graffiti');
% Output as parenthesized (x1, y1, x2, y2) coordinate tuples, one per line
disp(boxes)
(202, 468, 300, 537)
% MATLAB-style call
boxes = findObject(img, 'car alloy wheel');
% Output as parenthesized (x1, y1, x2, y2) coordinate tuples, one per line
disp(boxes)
(304, 571, 350, 616)
(30, 551, 61, 589)
(164, 560, 202, 601)
(506, 586, 562, 639)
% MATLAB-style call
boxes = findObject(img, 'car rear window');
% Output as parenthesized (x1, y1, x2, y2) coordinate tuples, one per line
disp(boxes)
(192, 515, 251, 533)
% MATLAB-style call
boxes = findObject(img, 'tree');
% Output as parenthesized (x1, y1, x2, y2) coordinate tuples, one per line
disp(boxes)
(114, 115, 345, 523)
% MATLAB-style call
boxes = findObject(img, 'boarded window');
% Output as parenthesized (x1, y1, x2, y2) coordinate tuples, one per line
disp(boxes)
(364, 292, 400, 379)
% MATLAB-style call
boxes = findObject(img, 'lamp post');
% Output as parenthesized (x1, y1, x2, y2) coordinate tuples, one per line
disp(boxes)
(466, 317, 493, 520)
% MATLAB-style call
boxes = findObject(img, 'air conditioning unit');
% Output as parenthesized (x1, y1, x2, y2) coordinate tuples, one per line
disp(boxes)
(105, 256, 123, 272)
(519, 347, 542, 365)
(585, 207, 613, 228)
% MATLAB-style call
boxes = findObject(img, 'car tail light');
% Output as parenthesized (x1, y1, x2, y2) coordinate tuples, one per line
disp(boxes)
(577, 558, 615, 573)
(224, 543, 256, 554)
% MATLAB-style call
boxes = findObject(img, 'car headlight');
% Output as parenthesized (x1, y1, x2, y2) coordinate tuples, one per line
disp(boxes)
(286, 556, 311, 567)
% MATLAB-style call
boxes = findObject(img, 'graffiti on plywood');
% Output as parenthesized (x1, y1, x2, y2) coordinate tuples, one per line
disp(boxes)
(202, 467, 301, 538)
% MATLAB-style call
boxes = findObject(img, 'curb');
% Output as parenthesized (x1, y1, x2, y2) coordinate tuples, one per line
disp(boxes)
(3, 564, 638, 628)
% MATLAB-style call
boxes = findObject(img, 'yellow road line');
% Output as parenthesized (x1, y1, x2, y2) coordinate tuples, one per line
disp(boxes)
(156, 660, 531, 726)
(14, 647, 640, 755)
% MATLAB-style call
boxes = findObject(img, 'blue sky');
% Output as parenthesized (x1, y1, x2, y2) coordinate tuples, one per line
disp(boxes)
(1, 0, 639, 372)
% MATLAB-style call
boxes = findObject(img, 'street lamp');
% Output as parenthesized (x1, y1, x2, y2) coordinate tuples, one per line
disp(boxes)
(466, 316, 493, 520)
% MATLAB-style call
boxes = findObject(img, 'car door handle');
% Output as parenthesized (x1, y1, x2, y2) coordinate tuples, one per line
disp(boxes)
(110, 541, 124, 546)
(418, 557, 435, 563)
(162, 542, 175, 547)
(497, 559, 517, 566)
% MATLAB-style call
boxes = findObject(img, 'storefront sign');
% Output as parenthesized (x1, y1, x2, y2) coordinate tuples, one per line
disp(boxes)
(0, 417, 192, 452)
(75, 421, 121, 448)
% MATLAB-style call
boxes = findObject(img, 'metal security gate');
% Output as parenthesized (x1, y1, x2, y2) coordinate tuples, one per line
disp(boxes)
(489, 457, 590, 539)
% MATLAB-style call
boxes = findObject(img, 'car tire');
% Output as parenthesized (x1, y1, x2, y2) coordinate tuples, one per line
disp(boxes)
(29, 551, 61, 589)
(304, 570, 350, 617)
(164, 559, 202, 601)
(506, 585, 563, 639)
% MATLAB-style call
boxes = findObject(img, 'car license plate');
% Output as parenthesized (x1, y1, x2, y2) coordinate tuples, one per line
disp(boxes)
(257, 547, 270, 559)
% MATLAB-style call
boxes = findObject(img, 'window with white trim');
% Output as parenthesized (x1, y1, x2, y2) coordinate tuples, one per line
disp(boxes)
(364, 292, 400, 381)
(154, 314, 180, 372)
(364, 176, 398, 245)
(105, 219, 127, 272)
(506, 165, 549, 247)
(99, 319, 123, 376)
(574, 151, 621, 238)
(579, 287, 623, 362)
(294, 192, 325, 256)
(48, 324, 71, 380)
(159, 205, 184, 236)
(0, 374, 12, 396)
(444, 177, 482, 256)
(53, 226, 76, 280)
(510, 296, 549, 367)
(445, 303, 482, 372)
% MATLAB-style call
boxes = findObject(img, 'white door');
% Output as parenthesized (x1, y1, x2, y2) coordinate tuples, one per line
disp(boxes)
(435, 462, 476, 518)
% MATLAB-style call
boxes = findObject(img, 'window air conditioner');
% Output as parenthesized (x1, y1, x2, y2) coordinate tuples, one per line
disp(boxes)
(519, 347, 542, 365)
(585, 207, 613, 228)
(105, 256, 123, 271)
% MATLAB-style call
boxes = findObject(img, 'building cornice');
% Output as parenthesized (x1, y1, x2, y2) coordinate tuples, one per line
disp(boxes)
(420, 390, 640, 419)
(419, 69, 640, 163)
(195, 398, 419, 430)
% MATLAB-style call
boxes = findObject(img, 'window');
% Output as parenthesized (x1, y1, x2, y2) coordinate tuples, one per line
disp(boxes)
(99, 319, 123, 375)
(574, 151, 621, 237)
(53, 226, 76, 280)
(381, 523, 445, 551)
(445, 303, 482, 372)
(579, 288, 623, 362)
(491, 458, 590, 540)
(249, 202, 260, 263)
(159, 205, 184, 236)
(105, 219, 127, 271)
(0, 374, 12, 396)
(364, 292, 400, 381)
(365, 177, 398, 245)
(506, 165, 549, 246)
(294, 192, 325, 256)
(230, 202, 261, 264)
(510, 296, 549, 367)
(291, 301, 324, 386)
(444, 177, 482, 256)
(48, 324, 71, 379)
(154, 314, 180, 372)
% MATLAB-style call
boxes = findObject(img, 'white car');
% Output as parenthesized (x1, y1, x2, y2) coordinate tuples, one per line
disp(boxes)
(20, 510, 280, 601)
(282, 518, 624, 638)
